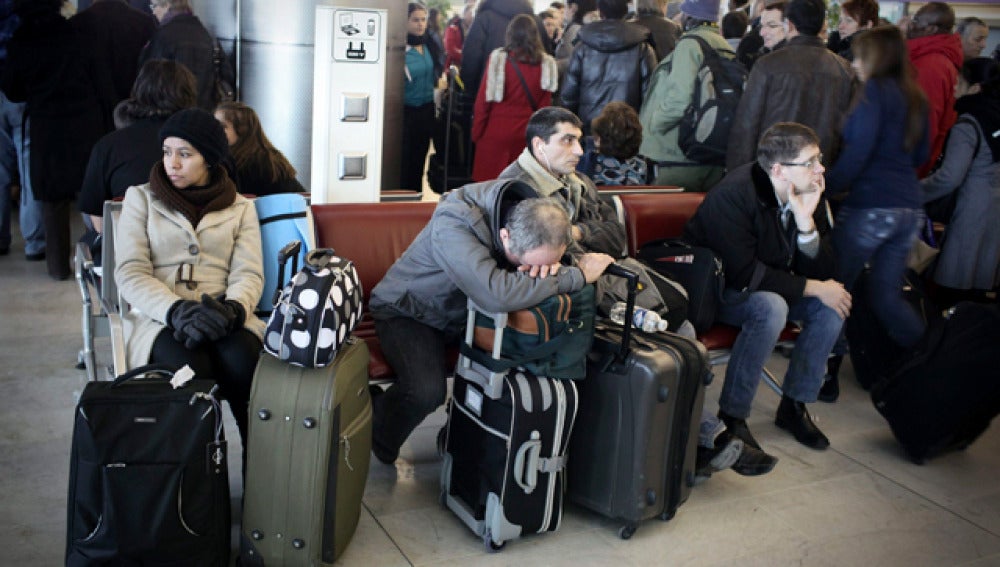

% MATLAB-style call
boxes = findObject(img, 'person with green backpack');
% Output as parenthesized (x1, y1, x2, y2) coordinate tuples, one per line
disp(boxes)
(638, 0, 741, 192)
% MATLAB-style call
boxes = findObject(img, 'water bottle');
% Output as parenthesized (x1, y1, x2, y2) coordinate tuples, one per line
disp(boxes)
(608, 301, 668, 333)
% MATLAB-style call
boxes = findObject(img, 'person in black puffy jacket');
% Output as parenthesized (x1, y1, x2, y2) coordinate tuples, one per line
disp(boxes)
(560, 0, 656, 134)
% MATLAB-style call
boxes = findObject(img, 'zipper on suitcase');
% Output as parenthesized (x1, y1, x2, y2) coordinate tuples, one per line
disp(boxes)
(540, 378, 566, 533)
(453, 397, 511, 442)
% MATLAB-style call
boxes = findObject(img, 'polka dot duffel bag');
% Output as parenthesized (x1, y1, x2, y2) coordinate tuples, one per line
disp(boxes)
(263, 248, 363, 368)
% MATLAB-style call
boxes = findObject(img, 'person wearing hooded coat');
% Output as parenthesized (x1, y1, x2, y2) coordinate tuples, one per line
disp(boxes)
(560, 0, 656, 134)
(367, 179, 614, 464)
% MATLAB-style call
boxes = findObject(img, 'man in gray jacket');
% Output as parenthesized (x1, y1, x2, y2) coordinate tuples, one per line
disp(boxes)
(726, 0, 858, 169)
(368, 180, 614, 464)
(498, 107, 627, 258)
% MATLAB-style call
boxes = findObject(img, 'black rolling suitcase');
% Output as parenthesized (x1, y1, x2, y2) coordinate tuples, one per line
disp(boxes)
(568, 265, 708, 539)
(872, 303, 1000, 463)
(441, 301, 578, 551)
(65, 365, 230, 566)
(845, 269, 938, 389)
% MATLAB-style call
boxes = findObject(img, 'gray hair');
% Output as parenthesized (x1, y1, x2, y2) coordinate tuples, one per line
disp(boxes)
(957, 16, 987, 37)
(504, 198, 572, 257)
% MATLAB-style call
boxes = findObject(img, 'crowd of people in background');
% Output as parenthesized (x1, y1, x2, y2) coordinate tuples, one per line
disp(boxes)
(0, 0, 993, 526)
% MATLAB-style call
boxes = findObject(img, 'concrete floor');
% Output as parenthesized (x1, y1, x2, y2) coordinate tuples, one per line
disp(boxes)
(3, 212, 1000, 566)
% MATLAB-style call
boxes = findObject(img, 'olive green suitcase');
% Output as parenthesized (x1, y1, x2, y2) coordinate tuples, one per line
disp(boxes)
(240, 337, 372, 565)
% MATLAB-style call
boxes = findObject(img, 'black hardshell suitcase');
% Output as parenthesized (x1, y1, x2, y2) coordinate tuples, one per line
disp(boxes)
(65, 365, 230, 566)
(568, 265, 708, 539)
(872, 302, 1000, 463)
(441, 301, 578, 552)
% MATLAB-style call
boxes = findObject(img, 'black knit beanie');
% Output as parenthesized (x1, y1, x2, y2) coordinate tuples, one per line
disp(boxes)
(159, 108, 229, 168)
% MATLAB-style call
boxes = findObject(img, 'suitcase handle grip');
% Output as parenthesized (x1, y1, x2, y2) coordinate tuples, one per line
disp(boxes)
(272, 240, 302, 306)
(604, 263, 639, 360)
(513, 432, 541, 494)
(112, 363, 177, 387)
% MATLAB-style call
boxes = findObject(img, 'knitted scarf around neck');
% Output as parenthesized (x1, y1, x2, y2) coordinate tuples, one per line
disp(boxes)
(149, 161, 236, 228)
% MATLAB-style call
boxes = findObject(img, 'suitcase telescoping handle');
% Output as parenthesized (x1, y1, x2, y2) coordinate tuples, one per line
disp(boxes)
(272, 240, 302, 306)
(604, 262, 639, 361)
(111, 363, 177, 387)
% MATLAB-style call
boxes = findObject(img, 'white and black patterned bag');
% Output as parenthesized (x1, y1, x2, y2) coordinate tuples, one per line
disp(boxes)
(263, 247, 363, 368)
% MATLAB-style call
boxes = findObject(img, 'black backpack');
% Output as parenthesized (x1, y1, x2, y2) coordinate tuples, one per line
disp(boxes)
(677, 35, 747, 166)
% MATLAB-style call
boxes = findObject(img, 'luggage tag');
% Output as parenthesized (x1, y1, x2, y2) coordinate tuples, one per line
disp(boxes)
(207, 440, 228, 475)
(170, 365, 195, 389)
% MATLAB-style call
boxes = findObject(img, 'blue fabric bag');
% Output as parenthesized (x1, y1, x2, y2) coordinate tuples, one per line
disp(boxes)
(255, 193, 314, 314)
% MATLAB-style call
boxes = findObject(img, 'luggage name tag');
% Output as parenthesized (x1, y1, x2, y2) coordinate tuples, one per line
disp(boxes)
(207, 440, 227, 475)
(170, 365, 195, 389)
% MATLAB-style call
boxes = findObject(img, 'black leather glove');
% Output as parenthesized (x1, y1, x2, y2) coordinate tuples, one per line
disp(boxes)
(167, 299, 228, 349)
(200, 293, 246, 333)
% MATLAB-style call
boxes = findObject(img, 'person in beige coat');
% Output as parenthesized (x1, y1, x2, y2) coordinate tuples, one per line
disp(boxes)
(115, 108, 264, 447)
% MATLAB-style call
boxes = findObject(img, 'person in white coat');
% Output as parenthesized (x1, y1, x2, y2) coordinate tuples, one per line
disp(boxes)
(115, 108, 264, 448)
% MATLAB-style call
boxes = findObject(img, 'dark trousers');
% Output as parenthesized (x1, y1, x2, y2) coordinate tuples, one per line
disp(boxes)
(372, 317, 455, 459)
(150, 327, 261, 450)
(42, 199, 71, 280)
(400, 102, 435, 192)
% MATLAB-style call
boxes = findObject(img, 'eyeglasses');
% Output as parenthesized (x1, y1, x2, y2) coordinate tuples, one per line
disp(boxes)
(780, 153, 824, 170)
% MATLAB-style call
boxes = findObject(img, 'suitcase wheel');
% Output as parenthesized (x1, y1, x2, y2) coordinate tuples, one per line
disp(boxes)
(483, 529, 505, 553)
(618, 523, 637, 540)
(659, 510, 675, 522)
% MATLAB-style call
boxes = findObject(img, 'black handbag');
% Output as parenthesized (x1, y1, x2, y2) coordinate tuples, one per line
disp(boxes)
(637, 239, 724, 334)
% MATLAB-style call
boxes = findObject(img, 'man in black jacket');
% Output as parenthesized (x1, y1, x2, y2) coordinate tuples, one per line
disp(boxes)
(71, 0, 157, 132)
(560, 0, 656, 134)
(685, 123, 851, 453)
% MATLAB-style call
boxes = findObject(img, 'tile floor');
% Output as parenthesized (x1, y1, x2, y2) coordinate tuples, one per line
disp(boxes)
(2, 212, 999, 566)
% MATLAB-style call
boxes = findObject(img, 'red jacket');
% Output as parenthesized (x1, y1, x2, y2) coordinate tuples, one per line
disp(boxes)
(908, 33, 963, 177)
(471, 54, 552, 182)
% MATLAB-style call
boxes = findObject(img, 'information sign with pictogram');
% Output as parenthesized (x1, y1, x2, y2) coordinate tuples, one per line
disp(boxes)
(332, 10, 381, 63)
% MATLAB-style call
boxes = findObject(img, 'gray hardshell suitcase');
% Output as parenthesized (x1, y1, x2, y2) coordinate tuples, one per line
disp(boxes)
(568, 266, 709, 539)
(240, 337, 371, 565)
(440, 300, 578, 552)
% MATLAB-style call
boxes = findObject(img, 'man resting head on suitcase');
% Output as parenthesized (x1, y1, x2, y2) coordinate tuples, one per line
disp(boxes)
(367, 179, 615, 464)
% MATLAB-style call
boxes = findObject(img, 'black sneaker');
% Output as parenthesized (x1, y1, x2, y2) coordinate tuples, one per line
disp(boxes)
(731, 443, 779, 476)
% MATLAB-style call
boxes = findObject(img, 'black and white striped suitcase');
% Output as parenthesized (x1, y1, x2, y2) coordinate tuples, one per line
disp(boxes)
(440, 303, 578, 552)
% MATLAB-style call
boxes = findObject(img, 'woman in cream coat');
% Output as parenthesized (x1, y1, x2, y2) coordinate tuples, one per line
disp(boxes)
(115, 108, 264, 446)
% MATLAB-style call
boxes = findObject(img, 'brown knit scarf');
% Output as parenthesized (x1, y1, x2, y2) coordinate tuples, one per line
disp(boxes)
(149, 161, 237, 227)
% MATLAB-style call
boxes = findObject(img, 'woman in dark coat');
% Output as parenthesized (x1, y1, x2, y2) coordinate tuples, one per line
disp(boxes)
(0, 0, 106, 280)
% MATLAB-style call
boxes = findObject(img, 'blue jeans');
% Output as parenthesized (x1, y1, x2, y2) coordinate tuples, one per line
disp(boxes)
(0, 93, 43, 255)
(834, 207, 925, 348)
(716, 290, 844, 419)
